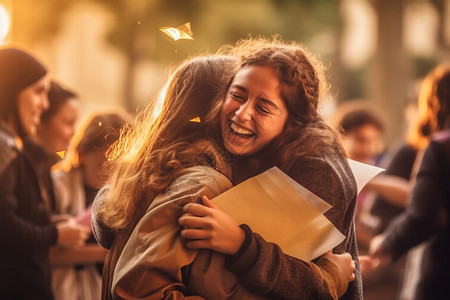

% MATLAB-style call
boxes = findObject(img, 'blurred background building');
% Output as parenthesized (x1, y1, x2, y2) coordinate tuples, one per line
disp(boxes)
(1, 0, 449, 149)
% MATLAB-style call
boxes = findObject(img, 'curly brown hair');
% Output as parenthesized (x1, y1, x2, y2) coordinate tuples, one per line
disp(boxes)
(215, 36, 342, 167)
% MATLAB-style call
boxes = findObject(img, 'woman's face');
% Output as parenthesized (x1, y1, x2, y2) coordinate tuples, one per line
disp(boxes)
(220, 65, 288, 156)
(342, 123, 383, 164)
(80, 148, 108, 189)
(37, 98, 79, 153)
(17, 75, 50, 137)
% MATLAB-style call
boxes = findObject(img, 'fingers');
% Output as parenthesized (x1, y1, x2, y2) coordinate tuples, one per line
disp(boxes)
(185, 239, 210, 250)
(178, 215, 209, 229)
(183, 202, 209, 217)
(201, 196, 218, 209)
(180, 228, 210, 240)
(350, 259, 356, 281)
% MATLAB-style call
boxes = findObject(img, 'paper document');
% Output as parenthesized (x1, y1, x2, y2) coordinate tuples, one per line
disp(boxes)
(347, 158, 385, 194)
(212, 167, 345, 261)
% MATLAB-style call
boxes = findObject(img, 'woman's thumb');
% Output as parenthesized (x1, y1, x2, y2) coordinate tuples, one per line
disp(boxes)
(201, 195, 217, 208)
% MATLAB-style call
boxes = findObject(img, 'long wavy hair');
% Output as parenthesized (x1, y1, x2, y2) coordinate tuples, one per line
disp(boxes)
(407, 64, 450, 149)
(215, 36, 342, 167)
(99, 55, 237, 230)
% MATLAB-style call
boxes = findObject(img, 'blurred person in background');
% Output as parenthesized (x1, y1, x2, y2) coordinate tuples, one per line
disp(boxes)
(0, 47, 88, 300)
(334, 101, 408, 300)
(369, 65, 449, 240)
(24, 81, 80, 221)
(369, 64, 450, 300)
(337, 101, 386, 166)
(366, 64, 450, 299)
(50, 109, 129, 300)
(335, 101, 386, 249)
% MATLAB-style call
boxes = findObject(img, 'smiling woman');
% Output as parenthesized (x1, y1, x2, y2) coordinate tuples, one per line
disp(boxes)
(220, 65, 288, 155)
(0, 47, 89, 300)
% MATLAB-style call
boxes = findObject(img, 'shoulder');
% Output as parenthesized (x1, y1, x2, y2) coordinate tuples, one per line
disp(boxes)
(169, 166, 233, 199)
(433, 129, 450, 147)
(92, 185, 115, 249)
(428, 130, 450, 160)
(424, 131, 450, 168)
(0, 130, 19, 176)
(287, 150, 357, 205)
(145, 166, 232, 214)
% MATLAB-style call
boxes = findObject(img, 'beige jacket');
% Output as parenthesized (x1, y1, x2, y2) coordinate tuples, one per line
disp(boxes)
(110, 165, 266, 299)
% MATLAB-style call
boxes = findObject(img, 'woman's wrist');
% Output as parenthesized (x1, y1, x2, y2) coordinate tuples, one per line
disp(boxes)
(225, 224, 259, 276)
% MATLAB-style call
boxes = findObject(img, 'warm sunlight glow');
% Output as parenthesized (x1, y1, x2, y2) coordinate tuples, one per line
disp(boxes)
(0, 4, 10, 44)
(152, 81, 168, 121)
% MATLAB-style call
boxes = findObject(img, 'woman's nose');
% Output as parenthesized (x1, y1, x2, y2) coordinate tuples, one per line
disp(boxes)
(235, 102, 253, 121)
(41, 94, 50, 111)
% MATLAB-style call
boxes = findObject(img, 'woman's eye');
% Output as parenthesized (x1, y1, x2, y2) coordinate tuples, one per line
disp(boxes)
(256, 104, 271, 114)
(230, 92, 245, 101)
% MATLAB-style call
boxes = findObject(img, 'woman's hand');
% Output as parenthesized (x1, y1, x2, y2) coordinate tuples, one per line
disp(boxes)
(368, 233, 392, 268)
(56, 219, 90, 249)
(322, 250, 356, 282)
(358, 255, 376, 276)
(178, 195, 245, 255)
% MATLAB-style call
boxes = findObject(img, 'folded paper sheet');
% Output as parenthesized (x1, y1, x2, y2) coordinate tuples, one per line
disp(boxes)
(347, 158, 385, 194)
(159, 22, 194, 41)
(212, 167, 345, 261)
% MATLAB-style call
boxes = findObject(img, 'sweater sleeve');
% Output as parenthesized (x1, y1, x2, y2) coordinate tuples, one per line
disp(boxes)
(226, 224, 333, 300)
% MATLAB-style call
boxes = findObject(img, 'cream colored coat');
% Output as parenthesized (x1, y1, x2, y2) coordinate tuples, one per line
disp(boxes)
(97, 166, 266, 300)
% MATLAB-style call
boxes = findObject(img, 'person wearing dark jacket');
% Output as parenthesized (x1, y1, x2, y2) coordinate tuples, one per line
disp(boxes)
(369, 65, 450, 300)
(0, 47, 88, 300)
(370, 131, 450, 299)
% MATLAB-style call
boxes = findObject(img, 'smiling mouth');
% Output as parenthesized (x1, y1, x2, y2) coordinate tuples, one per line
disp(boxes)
(230, 121, 255, 138)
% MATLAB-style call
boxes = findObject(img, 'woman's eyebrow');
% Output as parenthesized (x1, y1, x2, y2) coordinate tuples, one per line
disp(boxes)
(259, 97, 280, 111)
(230, 84, 248, 93)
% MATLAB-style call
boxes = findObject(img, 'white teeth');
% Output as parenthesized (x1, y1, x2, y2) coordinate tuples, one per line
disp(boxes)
(231, 122, 253, 135)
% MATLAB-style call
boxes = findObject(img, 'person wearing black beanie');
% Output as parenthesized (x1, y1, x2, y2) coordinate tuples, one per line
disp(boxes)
(0, 47, 90, 300)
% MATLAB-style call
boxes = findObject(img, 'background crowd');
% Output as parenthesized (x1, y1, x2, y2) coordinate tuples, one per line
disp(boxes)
(1, 1, 450, 300)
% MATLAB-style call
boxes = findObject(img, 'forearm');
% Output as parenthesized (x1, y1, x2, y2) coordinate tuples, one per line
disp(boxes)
(365, 175, 410, 208)
(49, 244, 108, 266)
(226, 225, 332, 300)
(311, 256, 350, 300)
